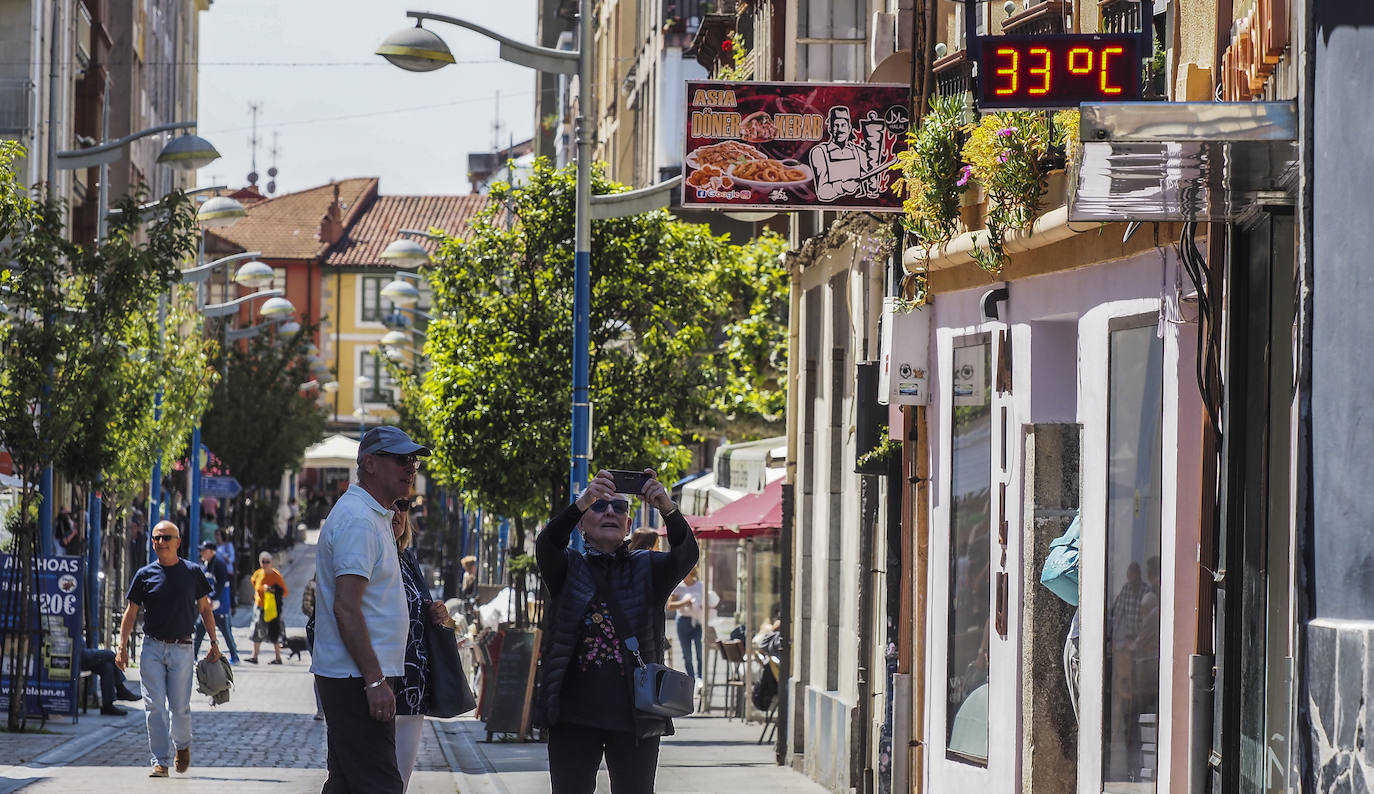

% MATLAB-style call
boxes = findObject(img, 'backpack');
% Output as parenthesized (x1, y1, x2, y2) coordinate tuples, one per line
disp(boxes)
(751, 661, 778, 710)
(1039, 513, 1081, 606)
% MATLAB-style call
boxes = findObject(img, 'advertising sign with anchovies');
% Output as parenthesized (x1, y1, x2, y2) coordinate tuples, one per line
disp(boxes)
(682, 80, 911, 212)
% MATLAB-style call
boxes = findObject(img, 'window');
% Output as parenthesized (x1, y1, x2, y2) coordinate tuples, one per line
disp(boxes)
(358, 349, 390, 404)
(1102, 319, 1164, 791)
(796, 0, 866, 81)
(946, 336, 991, 764)
(360, 276, 385, 323)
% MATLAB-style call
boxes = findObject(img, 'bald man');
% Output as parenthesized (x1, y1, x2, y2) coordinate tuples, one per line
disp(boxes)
(117, 521, 220, 778)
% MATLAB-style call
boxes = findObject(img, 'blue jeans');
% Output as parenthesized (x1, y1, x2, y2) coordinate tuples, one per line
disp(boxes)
(140, 639, 195, 767)
(675, 616, 703, 680)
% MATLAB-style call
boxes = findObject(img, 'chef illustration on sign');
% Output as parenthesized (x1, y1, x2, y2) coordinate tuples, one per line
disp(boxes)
(809, 106, 864, 202)
(809, 105, 900, 202)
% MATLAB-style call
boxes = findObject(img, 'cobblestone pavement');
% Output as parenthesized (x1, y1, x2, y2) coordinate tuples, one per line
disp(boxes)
(0, 538, 457, 793)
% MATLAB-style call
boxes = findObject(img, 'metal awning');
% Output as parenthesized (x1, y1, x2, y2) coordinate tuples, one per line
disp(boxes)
(1068, 101, 1298, 223)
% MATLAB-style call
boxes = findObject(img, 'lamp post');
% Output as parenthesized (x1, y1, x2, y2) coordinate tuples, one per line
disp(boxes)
(378, 10, 682, 503)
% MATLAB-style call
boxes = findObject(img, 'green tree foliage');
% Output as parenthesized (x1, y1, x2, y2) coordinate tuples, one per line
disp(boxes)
(411, 159, 789, 537)
(0, 140, 204, 731)
(200, 325, 326, 523)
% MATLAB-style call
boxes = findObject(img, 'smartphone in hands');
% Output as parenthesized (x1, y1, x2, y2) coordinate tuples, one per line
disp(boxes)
(608, 470, 650, 494)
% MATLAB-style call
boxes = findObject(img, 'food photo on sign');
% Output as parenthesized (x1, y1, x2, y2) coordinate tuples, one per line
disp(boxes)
(682, 80, 911, 212)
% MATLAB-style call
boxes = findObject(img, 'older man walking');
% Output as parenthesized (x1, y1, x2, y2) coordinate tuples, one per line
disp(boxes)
(116, 520, 220, 778)
(312, 425, 428, 793)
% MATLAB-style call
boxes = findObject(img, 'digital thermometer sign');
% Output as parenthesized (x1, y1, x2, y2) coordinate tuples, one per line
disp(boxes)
(976, 35, 1141, 109)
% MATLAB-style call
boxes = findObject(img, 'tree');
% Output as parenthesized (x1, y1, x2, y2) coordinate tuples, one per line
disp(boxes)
(412, 159, 790, 549)
(0, 140, 202, 731)
(199, 325, 326, 546)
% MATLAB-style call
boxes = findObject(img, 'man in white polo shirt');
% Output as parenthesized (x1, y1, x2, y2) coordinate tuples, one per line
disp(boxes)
(311, 425, 428, 793)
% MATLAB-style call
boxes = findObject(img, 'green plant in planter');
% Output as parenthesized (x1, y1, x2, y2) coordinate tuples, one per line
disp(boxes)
(891, 94, 970, 254)
(960, 110, 1077, 273)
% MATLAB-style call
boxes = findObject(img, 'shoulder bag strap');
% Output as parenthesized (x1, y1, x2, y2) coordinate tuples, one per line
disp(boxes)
(585, 562, 648, 671)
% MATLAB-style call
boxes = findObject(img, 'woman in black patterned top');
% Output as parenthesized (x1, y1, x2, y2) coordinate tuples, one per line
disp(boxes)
(391, 499, 452, 792)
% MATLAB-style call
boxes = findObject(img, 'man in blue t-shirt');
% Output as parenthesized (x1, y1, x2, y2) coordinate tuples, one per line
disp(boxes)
(116, 521, 221, 778)
(194, 541, 240, 664)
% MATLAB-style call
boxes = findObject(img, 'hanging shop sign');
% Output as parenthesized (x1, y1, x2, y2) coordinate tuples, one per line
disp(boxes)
(0, 554, 84, 719)
(976, 34, 1142, 109)
(682, 80, 911, 212)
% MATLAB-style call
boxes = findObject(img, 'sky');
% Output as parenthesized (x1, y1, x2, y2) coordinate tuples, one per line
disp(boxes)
(195, 0, 538, 197)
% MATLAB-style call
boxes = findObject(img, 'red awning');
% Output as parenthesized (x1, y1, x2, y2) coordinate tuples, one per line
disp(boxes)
(685, 477, 783, 539)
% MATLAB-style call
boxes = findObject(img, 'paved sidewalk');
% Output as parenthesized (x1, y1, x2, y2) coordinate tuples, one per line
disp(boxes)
(434, 710, 828, 794)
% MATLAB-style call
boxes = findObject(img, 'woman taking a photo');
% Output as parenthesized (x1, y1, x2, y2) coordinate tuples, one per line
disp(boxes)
(392, 499, 454, 792)
(535, 469, 698, 794)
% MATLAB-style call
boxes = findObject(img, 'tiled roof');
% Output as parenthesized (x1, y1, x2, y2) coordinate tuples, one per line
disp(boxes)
(322, 194, 491, 267)
(206, 178, 377, 260)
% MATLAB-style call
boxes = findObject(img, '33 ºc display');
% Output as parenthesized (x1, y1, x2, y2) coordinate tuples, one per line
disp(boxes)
(976, 34, 1141, 109)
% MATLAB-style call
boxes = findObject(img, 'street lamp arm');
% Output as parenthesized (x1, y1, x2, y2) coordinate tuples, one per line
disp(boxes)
(406, 11, 580, 74)
(55, 120, 199, 170)
(180, 251, 264, 284)
(224, 316, 286, 341)
(589, 176, 684, 220)
(202, 288, 283, 318)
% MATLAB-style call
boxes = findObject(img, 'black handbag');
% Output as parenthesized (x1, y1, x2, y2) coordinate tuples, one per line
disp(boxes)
(589, 563, 695, 719)
(423, 618, 477, 718)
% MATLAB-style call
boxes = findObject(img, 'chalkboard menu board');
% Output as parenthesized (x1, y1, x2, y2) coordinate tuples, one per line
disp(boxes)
(482, 627, 540, 741)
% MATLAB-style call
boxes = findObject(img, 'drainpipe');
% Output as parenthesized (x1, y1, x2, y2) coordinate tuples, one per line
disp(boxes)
(777, 253, 802, 764)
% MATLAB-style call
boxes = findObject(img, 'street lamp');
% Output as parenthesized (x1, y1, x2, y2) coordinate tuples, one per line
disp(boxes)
(378, 9, 682, 502)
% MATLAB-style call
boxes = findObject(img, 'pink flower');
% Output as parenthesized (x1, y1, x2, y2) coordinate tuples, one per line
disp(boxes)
(996, 127, 1017, 137)
(997, 152, 1009, 163)
(957, 165, 973, 187)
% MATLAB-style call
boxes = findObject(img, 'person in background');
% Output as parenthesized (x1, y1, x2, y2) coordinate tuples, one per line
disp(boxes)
(303, 574, 324, 720)
(628, 528, 660, 552)
(55, 506, 82, 555)
(536, 469, 698, 794)
(667, 567, 706, 683)
(247, 552, 288, 664)
(214, 529, 236, 610)
(194, 542, 241, 664)
(392, 499, 454, 792)
(80, 645, 141, 716)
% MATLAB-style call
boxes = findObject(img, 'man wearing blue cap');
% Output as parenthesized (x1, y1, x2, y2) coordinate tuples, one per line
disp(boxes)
(311, 426, 430, 793)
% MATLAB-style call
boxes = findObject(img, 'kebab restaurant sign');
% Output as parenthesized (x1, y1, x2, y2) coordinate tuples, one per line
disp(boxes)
(682, 81, 911, 212)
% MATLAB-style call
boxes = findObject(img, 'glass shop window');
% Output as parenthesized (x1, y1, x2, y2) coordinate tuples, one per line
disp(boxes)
(1102, 319, 1164, 792)
(946, 336, 992, 764)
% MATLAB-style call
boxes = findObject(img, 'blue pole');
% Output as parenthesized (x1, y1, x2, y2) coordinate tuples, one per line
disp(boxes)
(148, 387, 163, 564)
(39, 466, 54, 555)
(86, 488, 102, 647)
(189, 426, 201, 544)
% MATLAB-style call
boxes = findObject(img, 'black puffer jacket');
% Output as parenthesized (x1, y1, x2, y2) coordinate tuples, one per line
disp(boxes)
(535, 502, 698, 740)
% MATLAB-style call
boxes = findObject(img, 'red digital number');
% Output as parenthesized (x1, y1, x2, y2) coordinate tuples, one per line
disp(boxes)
(1100, 46, 1125, 94)
(1028, 47, 1051, 95)
(1067, 47, 1093, 74)
(994, 47, 1019, 96)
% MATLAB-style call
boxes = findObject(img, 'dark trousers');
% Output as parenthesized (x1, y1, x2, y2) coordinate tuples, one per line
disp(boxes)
(675, 616, 702, 680)
(316, 675, 403, 794)
(80, 648, 126, 707)
(547, 721, 660, 794)
(194, 611, 240, 660)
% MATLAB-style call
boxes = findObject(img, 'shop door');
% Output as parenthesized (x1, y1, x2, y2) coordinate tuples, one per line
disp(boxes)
(1101, 317, 1166, 793)
(1213, 207, 1297, 793)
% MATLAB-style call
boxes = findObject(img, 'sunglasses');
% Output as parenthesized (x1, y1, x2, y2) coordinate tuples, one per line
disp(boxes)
(375, 451, 420, 465)
(589, 499, 630, 515)
(395, 499, 411, 511)
(152, 535, 177, 543)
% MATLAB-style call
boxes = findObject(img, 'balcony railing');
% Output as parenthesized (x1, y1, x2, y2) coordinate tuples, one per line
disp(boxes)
(1001, 0, 1072, 35)
(0, 80, 33, 137)
(1099, 0, 1142, 34)
(934, 49, 974, 99)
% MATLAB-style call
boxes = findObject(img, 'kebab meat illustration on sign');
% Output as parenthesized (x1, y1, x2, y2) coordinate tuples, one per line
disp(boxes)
(682, 81, 911, 212)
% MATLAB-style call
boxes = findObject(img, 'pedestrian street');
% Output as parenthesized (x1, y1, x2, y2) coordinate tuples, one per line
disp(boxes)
(0, 533, 827, 794)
